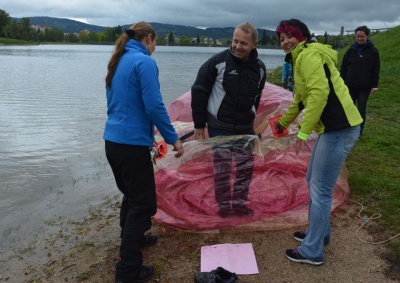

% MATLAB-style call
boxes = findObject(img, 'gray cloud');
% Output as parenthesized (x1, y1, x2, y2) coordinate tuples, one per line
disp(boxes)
(1, 0, 399, 35)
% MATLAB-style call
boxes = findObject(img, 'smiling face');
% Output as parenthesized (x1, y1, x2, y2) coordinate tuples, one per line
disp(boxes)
(355, 30, 369, 45)
(279, 32, 300, 53)
(231, 28, 257, 61)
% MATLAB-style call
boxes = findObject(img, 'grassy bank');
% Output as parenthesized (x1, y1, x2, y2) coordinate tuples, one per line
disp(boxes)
(267, 26, 400, 265)
(342, 26, 400, 263)
(0, 37, 38, 45)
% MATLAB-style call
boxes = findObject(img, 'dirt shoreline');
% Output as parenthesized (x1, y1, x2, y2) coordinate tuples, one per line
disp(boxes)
(1, 201, 398, 283)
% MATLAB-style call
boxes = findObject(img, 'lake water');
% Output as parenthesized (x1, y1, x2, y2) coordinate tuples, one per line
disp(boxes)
(0, 44, 285, 259)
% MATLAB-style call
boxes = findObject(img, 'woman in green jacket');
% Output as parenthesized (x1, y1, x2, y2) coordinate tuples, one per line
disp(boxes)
(275, 19, 362, 266)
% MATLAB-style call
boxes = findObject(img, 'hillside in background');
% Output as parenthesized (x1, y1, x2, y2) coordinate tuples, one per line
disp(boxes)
(14, 16, 106, 33)
(14, 16, 275, 39)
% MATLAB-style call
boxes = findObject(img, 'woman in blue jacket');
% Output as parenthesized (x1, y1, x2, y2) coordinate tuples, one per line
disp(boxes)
(104, 22, 184, 283)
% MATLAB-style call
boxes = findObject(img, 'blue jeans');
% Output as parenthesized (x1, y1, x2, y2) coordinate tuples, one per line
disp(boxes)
(298, 125, 360, 261)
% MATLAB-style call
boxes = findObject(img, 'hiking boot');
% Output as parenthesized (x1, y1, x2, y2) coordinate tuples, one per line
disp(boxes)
(293, 230, 330, 245)
(232, 203, 253, 216)
(115, 265, 153, 283)
(194, 266, 239, 283)
(141, 234, 158, 248)
(217, 207, 232, 218)
(285, 248, 324, 266)
(217, 202, 231, 218)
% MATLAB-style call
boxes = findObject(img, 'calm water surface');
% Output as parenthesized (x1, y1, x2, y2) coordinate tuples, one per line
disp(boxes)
(0, 44, 285, 258)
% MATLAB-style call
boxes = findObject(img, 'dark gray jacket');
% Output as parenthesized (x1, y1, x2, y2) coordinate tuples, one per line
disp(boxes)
(340, 40, 380, 89)
(191, 47, 266, 133)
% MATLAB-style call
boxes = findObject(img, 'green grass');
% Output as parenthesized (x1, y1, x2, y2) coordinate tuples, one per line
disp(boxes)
(267, 26, 400, 259)
(339, 27, 400, 258)
(0, 37, 38, 45)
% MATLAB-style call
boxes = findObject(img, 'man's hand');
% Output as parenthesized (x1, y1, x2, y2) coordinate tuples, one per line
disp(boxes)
(194, 128, 205, 140)
(371, 87, 378, 94)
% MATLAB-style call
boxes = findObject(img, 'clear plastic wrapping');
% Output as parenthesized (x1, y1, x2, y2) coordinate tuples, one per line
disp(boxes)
(153, 83, 350, 232)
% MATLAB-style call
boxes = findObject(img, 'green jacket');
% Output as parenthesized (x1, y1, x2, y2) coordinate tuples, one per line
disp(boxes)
(280, 42, 363, 140)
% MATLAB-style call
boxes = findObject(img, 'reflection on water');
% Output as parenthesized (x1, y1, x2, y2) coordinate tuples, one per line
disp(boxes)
(0, 45, 285, 258)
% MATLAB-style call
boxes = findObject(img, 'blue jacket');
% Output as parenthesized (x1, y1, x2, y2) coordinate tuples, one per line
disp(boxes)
(103, 39, 178, 146)
(282, 61, 294, 88)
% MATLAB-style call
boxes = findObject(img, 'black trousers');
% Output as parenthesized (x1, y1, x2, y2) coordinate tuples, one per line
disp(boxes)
(348, 87, 370, 135)
(213, 145, 254, 208)
(208, 126, 255, 209)
(105, 141, 157, 281)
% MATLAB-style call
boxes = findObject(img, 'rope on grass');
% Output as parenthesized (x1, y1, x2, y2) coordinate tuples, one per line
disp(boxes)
(348, 200, 400, 244)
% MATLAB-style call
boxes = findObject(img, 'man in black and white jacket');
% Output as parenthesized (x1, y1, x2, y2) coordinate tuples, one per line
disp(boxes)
(191, 22, 266, 218)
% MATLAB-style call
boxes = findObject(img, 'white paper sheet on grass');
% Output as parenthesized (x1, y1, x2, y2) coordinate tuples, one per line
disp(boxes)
(200, 243, 259, 274)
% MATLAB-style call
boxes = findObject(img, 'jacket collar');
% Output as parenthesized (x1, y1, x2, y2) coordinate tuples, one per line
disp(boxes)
(125, 39, 149, 55)
(289, 41, 307, 63)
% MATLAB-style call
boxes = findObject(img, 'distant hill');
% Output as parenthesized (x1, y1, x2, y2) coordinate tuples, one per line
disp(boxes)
(14, 16, 106, 33)
(14, 16, 275, 39)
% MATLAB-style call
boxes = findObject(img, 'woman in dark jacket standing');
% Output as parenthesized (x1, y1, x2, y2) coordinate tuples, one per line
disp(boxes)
(340, 25, 380, 139)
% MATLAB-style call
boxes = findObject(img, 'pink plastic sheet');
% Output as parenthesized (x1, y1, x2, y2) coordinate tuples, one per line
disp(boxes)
(153, 82, 350, 232)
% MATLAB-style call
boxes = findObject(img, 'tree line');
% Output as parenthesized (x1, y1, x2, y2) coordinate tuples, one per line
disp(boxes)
(0, 9, 120, 43)
(1, 8, 370, 49)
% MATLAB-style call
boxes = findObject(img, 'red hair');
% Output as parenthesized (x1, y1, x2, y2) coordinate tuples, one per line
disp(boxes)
(276, 20, 308, 42)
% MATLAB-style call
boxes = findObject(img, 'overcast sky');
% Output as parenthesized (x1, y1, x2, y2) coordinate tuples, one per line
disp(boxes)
(1, 0, 399, 35)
